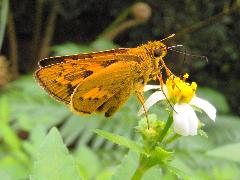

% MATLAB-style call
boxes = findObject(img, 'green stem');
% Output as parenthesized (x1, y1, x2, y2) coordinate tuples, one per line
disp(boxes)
(99, 6, 131, 39)
(158, 113, 173, 143)
(7, 8, 19, 79)
(165, 134, 180, 144)
(132, 158, 150, 180)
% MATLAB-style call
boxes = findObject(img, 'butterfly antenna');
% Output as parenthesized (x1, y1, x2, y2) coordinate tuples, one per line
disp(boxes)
(168, 48, 208, 62)
(160, 34, 175, 42)
(178, 48, 187, 78)
(167, 44, 184, 49)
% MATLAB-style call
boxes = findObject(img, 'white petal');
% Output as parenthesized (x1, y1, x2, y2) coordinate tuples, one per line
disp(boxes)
(144, 85, 161, 92)
(138, 91, 166, 116)
(173, 104, 198, 136)
(190, 96, 216, 121)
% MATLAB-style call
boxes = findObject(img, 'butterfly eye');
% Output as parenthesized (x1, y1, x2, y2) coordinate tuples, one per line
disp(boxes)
(153, 49, 162, 57)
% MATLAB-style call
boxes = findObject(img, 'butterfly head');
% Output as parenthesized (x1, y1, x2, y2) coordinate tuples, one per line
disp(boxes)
(148, 33, 175, 59)
(140, 41, 172, 80)
(142, 41, 167, 60)
(151, 41, 167, 59)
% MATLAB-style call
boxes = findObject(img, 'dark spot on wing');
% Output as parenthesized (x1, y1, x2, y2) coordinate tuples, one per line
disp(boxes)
(101, 60, 116, 67)
(80, 110, 91, 114)
(148, 74, 153, 79)
(69, 54, 93, 60)
(57, 72, 63, 76)
(83, 70, 93, 78)
(79, 97, 83, 101)
(39, 57, 65, 67)
(67, 84, 76, 95)
(105, 107, 115, 117)
(97, 102, 105, 112)
(64, 73, 82, 81)
(103, 95, 108, 99)
(52, 80, 58, 84)
(105, 112, 111, 117)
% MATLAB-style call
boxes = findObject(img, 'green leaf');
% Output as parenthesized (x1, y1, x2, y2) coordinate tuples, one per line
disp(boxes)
(0, 97, 21, 150)
(0, 96, 9, 123)
(94, 129, 145, 154)
(91, 38, 118, 51)
(206, 142, 240, 163)
(95, 168, 115, 180)
(31, 127, 82, 180)
(205, 115, 240, 144)
(52, 42, 91, 56)
(74, 145, 100, 179)
(0, 155, 29, 179)
(165, 164, 190, 180)
(197, 87, 230, 114)
(150, 146, 173, 164)
(141, 166, 162, 180)
(112, 151, 139, 180)
(0, 0, 8, 51)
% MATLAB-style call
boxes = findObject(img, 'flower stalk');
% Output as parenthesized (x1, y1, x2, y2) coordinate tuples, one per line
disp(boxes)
(158, 112, 173, 143)
(132, 156, 150, 180)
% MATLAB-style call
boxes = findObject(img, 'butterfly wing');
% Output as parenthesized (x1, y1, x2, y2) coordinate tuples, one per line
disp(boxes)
(35, 61, 102, 104)
(38, 48, 129, 67)
(34, 51, 141, 105)
(70, 60, 141, 116)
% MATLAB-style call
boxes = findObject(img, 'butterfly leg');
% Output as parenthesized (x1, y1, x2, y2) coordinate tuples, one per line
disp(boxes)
(135, 91, 150, 129)
(157, 72, 176, 112)
(159, 57, 174, 76)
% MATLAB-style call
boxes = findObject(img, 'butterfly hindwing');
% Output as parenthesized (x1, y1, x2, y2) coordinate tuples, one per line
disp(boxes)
(70, 61, 140, 116)
(96, 84, 132, 117)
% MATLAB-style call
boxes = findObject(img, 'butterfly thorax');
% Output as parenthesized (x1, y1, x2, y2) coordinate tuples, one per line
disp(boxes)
(132, 41, 167, 78)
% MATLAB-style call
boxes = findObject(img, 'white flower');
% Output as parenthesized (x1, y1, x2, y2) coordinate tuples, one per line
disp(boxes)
(138, 74, 216, 136)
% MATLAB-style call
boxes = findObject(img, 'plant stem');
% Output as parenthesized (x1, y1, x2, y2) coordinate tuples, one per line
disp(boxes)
(102, 19, 142, 41)
(0, 0, 9, 51)
(99, 6, 131, 39)
(37, 0, 60, 62)
(132, 158, 149, 180)
(176, 1, 240, 37)
(32, 0, 44, 62)
(158, 113, 173, 143)
(7, 8, 18, 79)
(165, 134, 180, 144)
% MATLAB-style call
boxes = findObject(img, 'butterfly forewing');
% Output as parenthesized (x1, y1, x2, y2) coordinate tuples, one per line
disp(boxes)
(34, 51, 142, 106)
(38, 48, 129, 67)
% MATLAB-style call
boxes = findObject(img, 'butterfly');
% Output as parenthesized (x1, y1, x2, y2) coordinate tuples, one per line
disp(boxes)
(34, 34, 175, 117)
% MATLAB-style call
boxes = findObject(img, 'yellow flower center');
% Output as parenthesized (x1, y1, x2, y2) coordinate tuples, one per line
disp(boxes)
(166, 73, 197, 104)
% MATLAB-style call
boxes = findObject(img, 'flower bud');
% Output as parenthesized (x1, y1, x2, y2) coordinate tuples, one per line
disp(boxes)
(136, 114, 163, 144)
(131, 2, 152, 22)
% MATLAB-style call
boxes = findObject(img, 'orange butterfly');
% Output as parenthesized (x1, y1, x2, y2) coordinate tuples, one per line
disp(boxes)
(34, 35, 175, 117)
